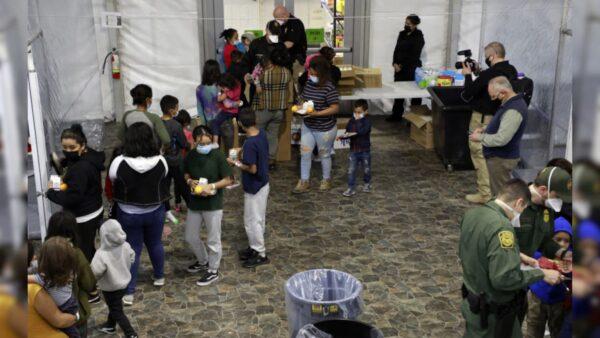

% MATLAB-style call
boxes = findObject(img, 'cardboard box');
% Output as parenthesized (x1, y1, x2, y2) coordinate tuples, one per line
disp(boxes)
(338, 86, 354, 96)
(338, 78, 355, 86)
(338, 65, 355, 78)
(404, 112, 434, 150)
(353, 66, 382, 88)
(409, 104, 432, 116)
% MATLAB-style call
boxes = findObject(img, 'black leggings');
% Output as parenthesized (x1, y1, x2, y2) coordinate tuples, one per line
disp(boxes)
(392, 65, 422, 117)
(76, 214, 102, 263)
(103, 289, 136, 336)
(164, 164, 190, 210)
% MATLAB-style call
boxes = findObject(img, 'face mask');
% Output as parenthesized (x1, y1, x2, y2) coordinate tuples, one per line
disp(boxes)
(573, 200, 591, 219)
(268, 35, 279, 43)
(63, 150, 80, 162)
(309, 75, 319, 83)
(276, 19, 285, 25)
(496, 199, 522, 227)
(485, 56, 492, 68)
(354, 113, 364, 120)
(196, 144, 212, 155)
(545, 167, 563, 212)
(404, 25, 411, 31)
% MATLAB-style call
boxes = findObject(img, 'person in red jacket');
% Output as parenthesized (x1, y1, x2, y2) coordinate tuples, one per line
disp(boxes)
(220, 28, 239, 71)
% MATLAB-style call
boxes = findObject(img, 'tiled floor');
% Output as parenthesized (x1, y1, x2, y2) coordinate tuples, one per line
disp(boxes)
(88, 117, 474, 337)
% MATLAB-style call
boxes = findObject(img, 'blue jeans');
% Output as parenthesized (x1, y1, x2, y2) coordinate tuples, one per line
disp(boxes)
(117, 204, 165, 295)
(300, 122, 337, 181)
(210, 111, 235, 136)
(348, 151, 371, 189)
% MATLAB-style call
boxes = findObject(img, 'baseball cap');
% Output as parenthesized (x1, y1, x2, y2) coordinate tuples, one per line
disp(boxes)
(534, 166, 572, 203)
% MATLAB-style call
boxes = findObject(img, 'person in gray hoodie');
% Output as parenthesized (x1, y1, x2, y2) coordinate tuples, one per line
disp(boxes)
(91, 219, 137, 338)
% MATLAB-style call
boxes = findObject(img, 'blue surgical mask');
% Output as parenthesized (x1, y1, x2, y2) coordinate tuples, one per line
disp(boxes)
(309, 75, 318, 83)
(196, 144, 212, 155)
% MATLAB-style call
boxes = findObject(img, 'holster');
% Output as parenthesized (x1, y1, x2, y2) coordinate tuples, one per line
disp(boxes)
(462, 284, 522, 337)
(462, 284, 490, 329)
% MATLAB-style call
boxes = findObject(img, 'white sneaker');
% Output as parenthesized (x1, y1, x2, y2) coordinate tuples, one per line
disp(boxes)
(152, 277, 165, 287)
(122, 294, 133, 306)
(165, 211, 179, 225)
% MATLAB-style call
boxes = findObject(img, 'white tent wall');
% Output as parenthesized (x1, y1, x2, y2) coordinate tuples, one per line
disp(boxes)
(457, 0, 484, 61)
(224, 0, 274, 35)
(28, 0, 106, 150)
(116, 0, 201, 117)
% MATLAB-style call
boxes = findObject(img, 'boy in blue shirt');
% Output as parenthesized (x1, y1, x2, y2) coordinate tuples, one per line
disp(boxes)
(227, 108, 270, 268)
(340, 99, 372, 197)
(525, 216, 572, 338)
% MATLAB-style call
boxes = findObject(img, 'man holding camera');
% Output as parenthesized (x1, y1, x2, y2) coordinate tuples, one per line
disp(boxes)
(461, 42, 517, 204)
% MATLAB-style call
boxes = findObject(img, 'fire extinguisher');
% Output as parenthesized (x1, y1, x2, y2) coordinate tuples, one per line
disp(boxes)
(111, 49, 121, 79)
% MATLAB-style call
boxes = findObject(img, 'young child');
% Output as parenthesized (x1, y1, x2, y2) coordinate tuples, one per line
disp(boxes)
(525, 216, 572, 338)
(175, 109, 194, 155)
(28, 237, 80, 337)
(161, 95, 191, 222)
(227, 108, 270, 268)
(210, 73, 243, 146)
(340, 99, 372, 197)
(220, 28, 239, 71)
(92, 219, 137, 338)
(227, 50, 249, 105)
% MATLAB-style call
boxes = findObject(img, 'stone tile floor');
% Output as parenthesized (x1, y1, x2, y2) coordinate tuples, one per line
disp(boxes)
(88, 117, 474, 337)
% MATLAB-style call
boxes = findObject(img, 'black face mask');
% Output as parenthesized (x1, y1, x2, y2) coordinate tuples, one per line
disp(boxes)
(485, 56, 492, 68)
(63, 150, 80, 162)
(404, 25, 411, 32)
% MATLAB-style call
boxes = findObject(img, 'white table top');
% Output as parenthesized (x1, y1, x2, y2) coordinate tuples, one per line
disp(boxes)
(340, 81, 430, 100)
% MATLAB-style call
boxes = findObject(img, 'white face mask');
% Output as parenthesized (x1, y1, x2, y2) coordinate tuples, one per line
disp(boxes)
(276, 19, 285, 25)
(354, 113, 364, 120)
(496, 199, 522, 228)
(545, 167, 563, 212)
(573, 200, 591, 219)
(309, 75, 319, 83)
(268, 35, 279, 43)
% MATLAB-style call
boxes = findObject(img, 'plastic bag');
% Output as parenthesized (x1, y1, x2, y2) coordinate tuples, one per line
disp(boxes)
(296, 324, 333, 338)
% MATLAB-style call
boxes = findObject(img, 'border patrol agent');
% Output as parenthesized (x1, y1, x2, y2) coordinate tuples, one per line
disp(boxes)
(460, 178, 563, 337)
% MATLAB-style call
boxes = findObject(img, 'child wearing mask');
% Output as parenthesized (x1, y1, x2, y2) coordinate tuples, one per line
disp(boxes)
(210, 74, 243, 147)
(220, 28, 239, 71)
(227, 108, 270, 268)
(160, 95, 191, 223)
(28, 237, 81, 337)
(525, 216, 572, 338)
(339, 100, 372, 197)
(91, 220, 137, 338)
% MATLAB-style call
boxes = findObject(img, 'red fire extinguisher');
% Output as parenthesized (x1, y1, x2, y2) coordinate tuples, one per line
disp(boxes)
(111, 49, 121, 80)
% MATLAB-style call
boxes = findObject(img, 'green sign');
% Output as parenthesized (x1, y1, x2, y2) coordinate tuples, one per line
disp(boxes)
(245, 30, 264, 38)
(305, 28, 325, 45)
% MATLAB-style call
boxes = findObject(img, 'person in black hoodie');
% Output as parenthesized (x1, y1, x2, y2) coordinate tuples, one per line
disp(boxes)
(228, 50, 250, 106)
(389, 14, 425, 122)
(460, 41, 518, 204)
(46, 124, 105, 263)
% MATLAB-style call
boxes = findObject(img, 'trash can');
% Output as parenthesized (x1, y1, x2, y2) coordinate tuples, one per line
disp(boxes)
(296, 320, 384, 338)
(285, 269, 364, 337)
(427, 86, 474, 171)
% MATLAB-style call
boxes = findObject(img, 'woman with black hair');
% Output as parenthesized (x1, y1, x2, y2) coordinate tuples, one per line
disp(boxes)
(293, 55, 339, 194)
(118, 84, 170, 145)
(299, 46, 341, 90)
(252, 46, 292, 169)
(108, 122, 170, 306)
(220, 28, 239, 70)
(45, 211, 97, 337)
(46, 124, 105, 263)
(196, 60, 222, 125)
(389, 14, 425, 121)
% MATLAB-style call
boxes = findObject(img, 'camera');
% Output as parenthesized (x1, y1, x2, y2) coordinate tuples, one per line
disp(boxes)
(455, 49, 478, 71)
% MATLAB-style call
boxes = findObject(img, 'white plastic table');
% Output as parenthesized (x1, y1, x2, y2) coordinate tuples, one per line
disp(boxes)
(340, 81, 430, 101)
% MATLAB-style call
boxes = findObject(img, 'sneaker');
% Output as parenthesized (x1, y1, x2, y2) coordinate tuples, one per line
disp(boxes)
(152, 276, 165, 287)
(96, 325, 116, 335)
(242, 255, 270, 268)
(319, 179, 332, 191)
(165, 211, 179, 225)
(292, 180, 310, 194)
(122, 294, 133, 306)
(342, 188, 356, 197)
(362, 184, 372, 193)
(196, 271, 219, 286)
(226, 181, 241, 190)
(238, 247, 258, 261)
(187, 261, 208, 273)
(88, 292, 101, 304)
(466, 193, 491, 204)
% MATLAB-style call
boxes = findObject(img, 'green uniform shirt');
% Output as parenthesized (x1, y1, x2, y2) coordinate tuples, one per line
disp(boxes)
(183, 149, 232, 211)
(459, 201, 544, 304)
(516, 202, 561, 258)
(117, 109, 171, 145)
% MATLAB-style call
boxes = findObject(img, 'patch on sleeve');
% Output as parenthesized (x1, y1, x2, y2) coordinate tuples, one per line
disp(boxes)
(544, 209, 550, 223)
(498, 231, 515, 249)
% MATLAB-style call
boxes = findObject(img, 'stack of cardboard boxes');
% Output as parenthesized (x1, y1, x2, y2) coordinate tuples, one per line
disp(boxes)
(335, 64, 383, 95)
(337, 65, 355, 96)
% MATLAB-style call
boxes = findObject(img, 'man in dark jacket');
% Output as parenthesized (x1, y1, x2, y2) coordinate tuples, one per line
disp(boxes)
(389, 14, 425, 122)
(274, 5, 307, 86)
(461, 41, 518, 204)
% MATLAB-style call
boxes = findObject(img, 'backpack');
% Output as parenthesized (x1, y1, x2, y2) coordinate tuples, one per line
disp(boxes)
(510, 76, 534, 107)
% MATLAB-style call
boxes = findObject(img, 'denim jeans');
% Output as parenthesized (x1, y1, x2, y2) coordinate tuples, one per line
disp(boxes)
(300, 122, 337, 181)
(210, 111, 235, 136)
(348, 151, 372, 189)
(117, 204, 165, 295)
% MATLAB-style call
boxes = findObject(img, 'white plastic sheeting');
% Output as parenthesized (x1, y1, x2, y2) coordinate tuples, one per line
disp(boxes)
(116, 0, 201, 116)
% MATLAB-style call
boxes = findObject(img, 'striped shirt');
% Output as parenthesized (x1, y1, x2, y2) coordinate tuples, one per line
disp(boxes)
(252, 66, 292, 111)
(301, 80, 339, 131)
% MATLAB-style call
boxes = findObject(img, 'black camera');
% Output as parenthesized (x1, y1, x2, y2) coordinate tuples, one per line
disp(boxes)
(455, 49, 478, 71)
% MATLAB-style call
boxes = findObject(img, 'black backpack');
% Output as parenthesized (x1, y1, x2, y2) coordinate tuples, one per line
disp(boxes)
(510, 76, 534, 107)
